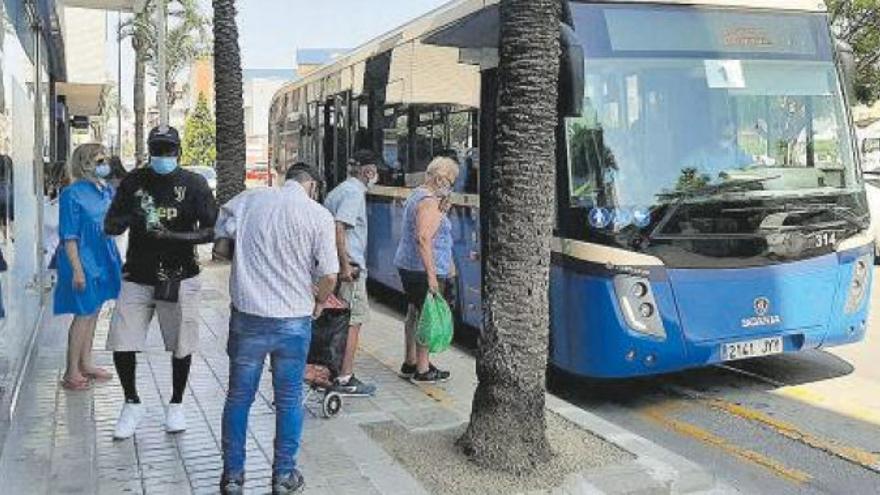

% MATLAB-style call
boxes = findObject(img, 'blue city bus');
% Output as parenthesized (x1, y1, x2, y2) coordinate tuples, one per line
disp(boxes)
(269, 0, 873, 378)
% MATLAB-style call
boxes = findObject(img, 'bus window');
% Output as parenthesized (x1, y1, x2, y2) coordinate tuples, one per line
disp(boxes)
(565, 99, 618, 209)
(382, 108, 408, 185)
(414, 109, 444, 173)
(448, 110, 478, 194)
(336, 93, 350, 179)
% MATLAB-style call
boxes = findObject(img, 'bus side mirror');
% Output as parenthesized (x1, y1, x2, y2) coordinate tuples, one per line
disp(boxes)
(836, 39, 856, 104)
(560, 23, 585, 118)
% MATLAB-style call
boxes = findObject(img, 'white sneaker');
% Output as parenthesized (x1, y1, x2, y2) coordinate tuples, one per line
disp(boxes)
(113, 403, 146, 440)
(165, 403, 187, 433)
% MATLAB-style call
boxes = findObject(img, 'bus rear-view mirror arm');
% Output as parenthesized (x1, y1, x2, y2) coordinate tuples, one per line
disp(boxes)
(835, 38, 856, 105)
(560, 23, 585, 118)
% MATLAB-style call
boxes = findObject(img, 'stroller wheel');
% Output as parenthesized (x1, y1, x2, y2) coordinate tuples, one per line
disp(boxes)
(322, 392, 342, 418)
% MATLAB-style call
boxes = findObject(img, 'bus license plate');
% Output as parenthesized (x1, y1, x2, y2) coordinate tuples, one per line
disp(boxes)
(721, 337, 783, 362)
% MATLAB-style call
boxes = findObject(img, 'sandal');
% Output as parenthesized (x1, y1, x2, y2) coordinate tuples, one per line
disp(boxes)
(61, 376, 92, 391)
(83, 368, 113, 381)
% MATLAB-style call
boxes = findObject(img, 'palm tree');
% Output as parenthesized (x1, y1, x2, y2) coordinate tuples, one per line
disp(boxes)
(458, 0, 561, 474)
(122, 5, 152, 166)
(148, 0, 211, 108)
(212, 0, 246, 204)
(121, 0, 209, 166)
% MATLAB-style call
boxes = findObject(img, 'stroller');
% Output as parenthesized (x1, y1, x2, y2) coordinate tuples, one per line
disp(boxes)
(303, 304, 350, 418)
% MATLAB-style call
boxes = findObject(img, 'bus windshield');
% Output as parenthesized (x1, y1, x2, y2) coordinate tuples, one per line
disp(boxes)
(563, 4, 867, 267)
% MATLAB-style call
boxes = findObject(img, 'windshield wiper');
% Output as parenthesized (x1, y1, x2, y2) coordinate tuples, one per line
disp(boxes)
(643, 176, 781, 245)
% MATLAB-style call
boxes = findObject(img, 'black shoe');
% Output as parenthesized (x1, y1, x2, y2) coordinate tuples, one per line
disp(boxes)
(272, 470, 305, 495)
(332, 375, 377, 397)
(411, 364, 451, 384)
(220, 473, 244, 495)
(398, 362, 417, 379)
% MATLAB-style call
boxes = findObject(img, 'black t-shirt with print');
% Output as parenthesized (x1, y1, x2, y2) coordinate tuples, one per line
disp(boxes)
(105, 167, 218, 285)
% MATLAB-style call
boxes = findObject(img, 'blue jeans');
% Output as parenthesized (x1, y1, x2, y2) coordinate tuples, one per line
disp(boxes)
(221, 308, 312, 478)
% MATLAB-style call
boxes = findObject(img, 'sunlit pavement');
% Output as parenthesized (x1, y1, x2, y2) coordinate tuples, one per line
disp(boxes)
(552, 269, 880, 495)
(2, 262, 720, 495)
(2, 263, 879, 494)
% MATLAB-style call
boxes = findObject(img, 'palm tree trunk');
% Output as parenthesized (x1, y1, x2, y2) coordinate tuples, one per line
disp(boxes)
(458, 0, 561, 474)
(212, 0, 246, 204)
(134, 37, 146, 167)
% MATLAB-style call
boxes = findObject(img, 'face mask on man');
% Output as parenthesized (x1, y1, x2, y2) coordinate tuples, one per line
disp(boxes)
(95, 163, 111, 179)
(367, 172, 379, 188)
(150, 156, 178, 175)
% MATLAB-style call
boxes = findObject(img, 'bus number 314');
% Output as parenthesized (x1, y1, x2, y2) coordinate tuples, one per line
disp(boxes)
(814, 232, 837, 249)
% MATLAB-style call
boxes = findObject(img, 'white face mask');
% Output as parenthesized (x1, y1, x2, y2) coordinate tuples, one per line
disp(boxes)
(367, 175, 379, 188)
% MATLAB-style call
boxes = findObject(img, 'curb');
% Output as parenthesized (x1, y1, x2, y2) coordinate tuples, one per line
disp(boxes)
(547, 395, 733, 494)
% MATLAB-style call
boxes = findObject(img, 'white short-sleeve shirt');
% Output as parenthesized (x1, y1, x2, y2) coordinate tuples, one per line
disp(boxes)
(215, 181, 339, 318)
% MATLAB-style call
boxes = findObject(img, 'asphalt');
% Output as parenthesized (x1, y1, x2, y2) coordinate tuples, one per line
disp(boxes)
(545, 270, 880, 495)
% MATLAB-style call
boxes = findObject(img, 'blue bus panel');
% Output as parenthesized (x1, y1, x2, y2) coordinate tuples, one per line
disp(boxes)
(367, 194, 873, 379)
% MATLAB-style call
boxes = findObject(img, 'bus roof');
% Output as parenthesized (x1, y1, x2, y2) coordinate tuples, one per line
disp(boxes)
(273, 0, 827, 105)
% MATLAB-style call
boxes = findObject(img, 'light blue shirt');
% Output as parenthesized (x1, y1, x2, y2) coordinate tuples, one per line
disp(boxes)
(324, 177, 368, 268)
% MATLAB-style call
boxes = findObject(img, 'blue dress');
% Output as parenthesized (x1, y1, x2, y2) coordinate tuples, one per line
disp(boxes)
(53, 180, 122, 316)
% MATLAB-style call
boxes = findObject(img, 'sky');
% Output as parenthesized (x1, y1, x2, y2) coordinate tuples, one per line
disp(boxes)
(108, 0, 449, 109)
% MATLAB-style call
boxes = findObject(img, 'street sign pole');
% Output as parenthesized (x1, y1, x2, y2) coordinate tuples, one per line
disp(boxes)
(117, 11, 123, 155)
(157, 0, 168, 131)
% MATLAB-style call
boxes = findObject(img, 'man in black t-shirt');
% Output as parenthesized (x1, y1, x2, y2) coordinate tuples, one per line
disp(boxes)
(104, 126, 218, 440)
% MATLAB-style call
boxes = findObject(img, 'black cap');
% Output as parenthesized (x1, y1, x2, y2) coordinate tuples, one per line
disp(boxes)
(285, 162, 321, 183)
(148, 126, 181, 155)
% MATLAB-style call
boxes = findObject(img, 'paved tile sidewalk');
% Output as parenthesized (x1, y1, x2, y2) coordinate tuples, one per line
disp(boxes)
(0, 264, 726, 495)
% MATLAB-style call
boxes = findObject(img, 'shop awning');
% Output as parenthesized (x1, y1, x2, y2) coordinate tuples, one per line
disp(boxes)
(62, 0, 147, 12)
(56, 82, 109, 117)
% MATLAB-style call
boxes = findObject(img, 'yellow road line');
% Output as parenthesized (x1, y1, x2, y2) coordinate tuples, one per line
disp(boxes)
(702, 397, 880, 474)
(641, 402, 813, 485)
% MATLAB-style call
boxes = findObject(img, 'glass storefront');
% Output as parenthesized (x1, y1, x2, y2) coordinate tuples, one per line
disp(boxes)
(0, 0, 53, 409)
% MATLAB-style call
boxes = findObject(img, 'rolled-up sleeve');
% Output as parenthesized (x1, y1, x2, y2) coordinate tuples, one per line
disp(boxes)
(313, 210, 340, 277)
(330, 193, 359, 228)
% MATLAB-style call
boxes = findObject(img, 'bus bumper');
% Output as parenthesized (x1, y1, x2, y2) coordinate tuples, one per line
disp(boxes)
(550, 247, 873, 379)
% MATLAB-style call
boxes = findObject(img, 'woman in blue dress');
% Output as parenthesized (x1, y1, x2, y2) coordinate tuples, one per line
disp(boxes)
(54, 143, 123, 390)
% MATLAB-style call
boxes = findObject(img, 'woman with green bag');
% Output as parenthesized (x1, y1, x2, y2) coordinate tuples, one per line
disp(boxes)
(393, 157, 460, 384)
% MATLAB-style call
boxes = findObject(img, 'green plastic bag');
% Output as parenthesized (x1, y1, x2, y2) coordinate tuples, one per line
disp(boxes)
(417, 292, 454, 353)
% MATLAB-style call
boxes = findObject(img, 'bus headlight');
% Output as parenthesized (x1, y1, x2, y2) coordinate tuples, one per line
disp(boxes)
(614, 275, 666, 339)
(845, 255, 872, 314)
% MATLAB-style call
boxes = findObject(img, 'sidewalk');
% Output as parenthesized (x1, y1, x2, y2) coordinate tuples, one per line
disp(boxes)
(0, 263, 730, 494)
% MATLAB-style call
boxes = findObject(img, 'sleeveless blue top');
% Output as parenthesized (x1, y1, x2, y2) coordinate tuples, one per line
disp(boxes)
(394, 187, 453, 276)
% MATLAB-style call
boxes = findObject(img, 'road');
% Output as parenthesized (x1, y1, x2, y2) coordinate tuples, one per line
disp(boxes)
(548, 271, 880, 494)
(371, 268, 880, 493)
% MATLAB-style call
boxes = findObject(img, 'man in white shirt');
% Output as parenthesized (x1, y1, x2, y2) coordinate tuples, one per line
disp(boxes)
(215, 163, 338, 495)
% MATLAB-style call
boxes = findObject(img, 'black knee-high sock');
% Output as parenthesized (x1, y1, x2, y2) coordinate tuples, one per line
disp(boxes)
(113, 352, 139, 404)
(171, 355, 192, 404)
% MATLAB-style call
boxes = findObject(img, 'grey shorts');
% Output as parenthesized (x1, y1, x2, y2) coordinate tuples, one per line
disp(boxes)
(337, 276, 370, 326)
(107, 278, 202, 358)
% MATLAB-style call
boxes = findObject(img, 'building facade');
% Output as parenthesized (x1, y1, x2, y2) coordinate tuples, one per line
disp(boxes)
(0, 0, 142, 455)
(243, 69, 291, 168)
